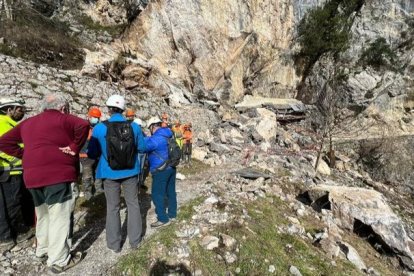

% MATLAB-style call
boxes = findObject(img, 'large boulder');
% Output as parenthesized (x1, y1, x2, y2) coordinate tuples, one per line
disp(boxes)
(307, 185, 414, 261)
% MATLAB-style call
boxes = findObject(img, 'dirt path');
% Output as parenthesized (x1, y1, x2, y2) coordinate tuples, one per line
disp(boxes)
(12, 164, 238, 276)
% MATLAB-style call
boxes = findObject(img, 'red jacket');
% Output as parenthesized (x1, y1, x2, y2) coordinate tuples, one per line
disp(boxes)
(0, 110, 89, 189)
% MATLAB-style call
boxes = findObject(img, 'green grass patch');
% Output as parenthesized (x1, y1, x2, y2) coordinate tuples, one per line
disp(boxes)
(341, 232, 405, 275)
(117, 196, 205, 275)
(188, 197, 361, 275)
(78, 14, 126, 37)
(118, 193, 362, 275)
(178, 196, 204, 221)
(178, 159, 211, 176)
(118, 218, 178, 275)
(0, 7, 84, 69)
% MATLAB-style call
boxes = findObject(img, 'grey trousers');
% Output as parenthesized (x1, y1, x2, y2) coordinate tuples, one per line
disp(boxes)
(81, 158, 103, 196)
(103, 177, 142, 251)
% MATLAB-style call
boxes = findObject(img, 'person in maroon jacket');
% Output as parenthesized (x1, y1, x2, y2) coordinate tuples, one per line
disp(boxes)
(0, 93, 89, 274)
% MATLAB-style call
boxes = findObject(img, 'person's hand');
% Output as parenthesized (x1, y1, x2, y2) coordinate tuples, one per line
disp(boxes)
(59, 146, 76, 156)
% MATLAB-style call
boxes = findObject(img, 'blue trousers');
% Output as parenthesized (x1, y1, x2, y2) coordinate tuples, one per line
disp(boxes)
(151, 167, 177, 223)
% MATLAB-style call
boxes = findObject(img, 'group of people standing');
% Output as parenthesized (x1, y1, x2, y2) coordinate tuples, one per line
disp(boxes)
(0, 93, 181, 273)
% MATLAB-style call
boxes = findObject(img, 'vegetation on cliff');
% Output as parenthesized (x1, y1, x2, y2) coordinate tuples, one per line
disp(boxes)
(296, 0, 365, 74)
(0, 6, 85, 69)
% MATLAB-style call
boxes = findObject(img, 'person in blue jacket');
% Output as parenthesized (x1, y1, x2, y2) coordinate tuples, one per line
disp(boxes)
(87, 95, 146, 252)
(145, 116, 177, 228)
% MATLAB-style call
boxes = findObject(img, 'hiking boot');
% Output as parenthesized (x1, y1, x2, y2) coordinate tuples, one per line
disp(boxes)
(109, 248, 121, 254)
(150, 220, 170, 228)
(49, 252, 83, 274)
(34, 254, 47, 264)
(0, 239, 15, 253)
(16, 228, 35, 244)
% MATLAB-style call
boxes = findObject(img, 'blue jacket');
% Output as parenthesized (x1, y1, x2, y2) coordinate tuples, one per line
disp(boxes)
(87, 113, 146, 179)
(144, 127, 173, 172)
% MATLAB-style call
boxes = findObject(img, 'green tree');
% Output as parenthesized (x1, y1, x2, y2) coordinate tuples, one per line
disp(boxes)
(360, 37, 397, 71)
(296, 0, 365, 71)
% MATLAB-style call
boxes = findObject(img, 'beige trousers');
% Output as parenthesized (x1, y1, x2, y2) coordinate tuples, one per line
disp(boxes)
(34, 183, 76, 267)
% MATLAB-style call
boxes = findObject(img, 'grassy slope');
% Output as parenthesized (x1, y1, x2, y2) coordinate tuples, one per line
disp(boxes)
(116, 191, 401, 275)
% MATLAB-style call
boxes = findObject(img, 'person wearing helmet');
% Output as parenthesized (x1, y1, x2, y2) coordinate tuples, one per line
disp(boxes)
(161, 112, 169, 128)
(182, 123, 193, 165)
(125, 108, 135, 123)
(0, 93, 89, 272)
(79, 107, 103, 200)
(0, 97, 35, 253)
(87, 95, 146, 252)
(171, 120, 184, 150)
(133, 118, 149, 190)
(144, 116, 177, 228)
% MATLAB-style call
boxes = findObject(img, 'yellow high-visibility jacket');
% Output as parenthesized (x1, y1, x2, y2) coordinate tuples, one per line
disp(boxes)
(172, 125, 184, 149)
(0, 114, 22, 175)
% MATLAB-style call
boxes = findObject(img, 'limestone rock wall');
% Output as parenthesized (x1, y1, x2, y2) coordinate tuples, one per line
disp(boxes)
(121, 0, 301, 105)
(301, 0, 414, 137)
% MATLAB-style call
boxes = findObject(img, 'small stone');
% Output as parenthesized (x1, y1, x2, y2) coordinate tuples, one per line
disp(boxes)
(1, 261, 11, 267)
(224, 252, 237, 264)
(296, 209, 306, 217)
(3, 267, 14, 274)
(289, 265, 302, 276)
(194, 269, 203, 276)
(269, 265, 276, 273)
(11, 244, 22, 252)
(220, 234, 237, 250)
(176, 172, 186, 180)
(287, 217, 300, 225)
(338, 241, 366, 271)
(176, 227, 200, 239)
(314, 231, 328, 241)
(366, 267, 380, 276)
(11, 259, 19, 266)
(200, 236, 219, 250)
(287, 224, 305, 235)
(235, 267, 241, 274)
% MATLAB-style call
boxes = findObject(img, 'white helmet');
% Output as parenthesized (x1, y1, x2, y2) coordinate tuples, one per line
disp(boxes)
(106, 95, 125, 110)
(147, 116, 162, 128)
(133, 118, 146, 128)
(0, 97, 25, 109)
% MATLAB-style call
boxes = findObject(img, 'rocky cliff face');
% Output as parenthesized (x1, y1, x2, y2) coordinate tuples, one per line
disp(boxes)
(114, 0, 300, 105)
(2, 0, 414, 274)
(77, 0, 414, 138)
(301, 0, 414, 137)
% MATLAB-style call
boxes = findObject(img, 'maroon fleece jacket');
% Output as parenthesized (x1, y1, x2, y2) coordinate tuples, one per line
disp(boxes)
(0, 110, 89, 189)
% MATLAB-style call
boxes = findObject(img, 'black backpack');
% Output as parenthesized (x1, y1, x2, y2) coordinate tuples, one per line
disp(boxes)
(167, 137, 182, 167)
(155, 137, 182, 171)
(103, 121, 136, 170)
